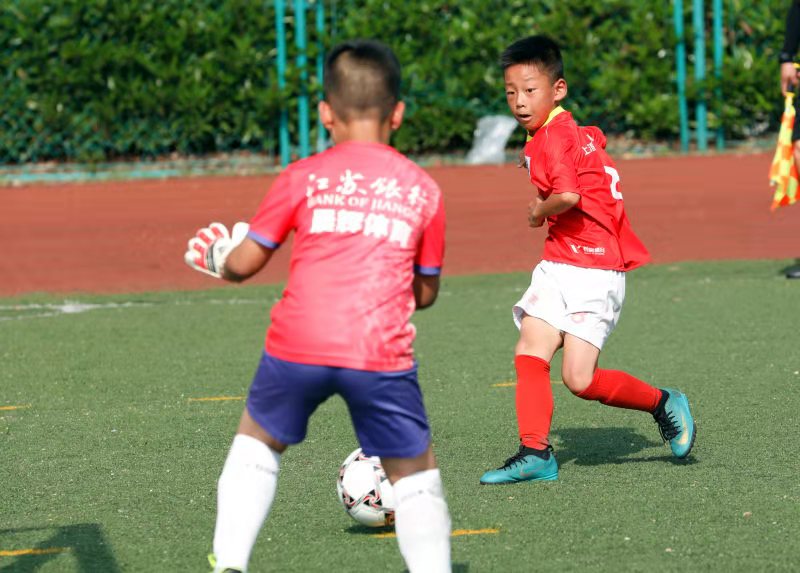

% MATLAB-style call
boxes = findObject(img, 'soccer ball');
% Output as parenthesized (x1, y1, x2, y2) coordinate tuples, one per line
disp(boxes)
(336, 448, 395, 527)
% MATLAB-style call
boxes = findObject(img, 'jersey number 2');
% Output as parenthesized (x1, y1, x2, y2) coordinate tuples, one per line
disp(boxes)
(604, 166, 623, 200)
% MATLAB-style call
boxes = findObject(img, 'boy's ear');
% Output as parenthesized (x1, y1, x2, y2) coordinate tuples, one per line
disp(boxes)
(553, 78, 568, 103)
(319, 100, 335, 129)
(390, 101, 405, 131)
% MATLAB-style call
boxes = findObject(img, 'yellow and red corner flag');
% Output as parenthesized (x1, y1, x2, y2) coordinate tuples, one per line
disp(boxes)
(769, 92, 799, 211)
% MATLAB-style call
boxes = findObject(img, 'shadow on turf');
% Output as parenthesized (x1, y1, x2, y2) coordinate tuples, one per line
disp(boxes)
(551, 426, 697, 466)
(0, 523, 120, 573)
(345, 523, 393, 536)
(779, 260, 800, 277)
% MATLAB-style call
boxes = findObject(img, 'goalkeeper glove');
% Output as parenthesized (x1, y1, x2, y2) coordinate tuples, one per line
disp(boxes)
(184, 221, 249, 279)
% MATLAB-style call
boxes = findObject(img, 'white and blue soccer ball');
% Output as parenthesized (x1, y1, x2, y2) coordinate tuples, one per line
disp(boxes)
(336, 448, 395, 527)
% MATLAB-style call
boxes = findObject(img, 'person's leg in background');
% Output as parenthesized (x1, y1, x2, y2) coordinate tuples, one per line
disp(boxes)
(787, 90, 800, 279)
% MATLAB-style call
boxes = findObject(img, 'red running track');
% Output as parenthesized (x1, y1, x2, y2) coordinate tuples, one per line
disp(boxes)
(2, 152, 797, 296)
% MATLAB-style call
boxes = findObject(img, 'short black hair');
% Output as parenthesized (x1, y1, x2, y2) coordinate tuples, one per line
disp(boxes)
(500, 35, 564, 82)
(323, 40, 401, 121)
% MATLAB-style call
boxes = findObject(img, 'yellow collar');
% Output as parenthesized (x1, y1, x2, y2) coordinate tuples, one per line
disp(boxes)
(543, 106, 566, 126)
(527, 106, 566, 140)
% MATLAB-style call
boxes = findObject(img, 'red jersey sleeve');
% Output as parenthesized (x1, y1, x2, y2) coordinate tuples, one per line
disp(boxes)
(248, 170, 298, 249)
(545, 136, 581, 196)
(584, 126, 607, 149)
(414, 193, 445, 275)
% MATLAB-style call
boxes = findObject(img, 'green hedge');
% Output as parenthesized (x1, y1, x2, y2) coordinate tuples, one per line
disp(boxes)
(338, 0, 787, 153)
(1, 0, 285, 163)
(0, 0, 789, 164)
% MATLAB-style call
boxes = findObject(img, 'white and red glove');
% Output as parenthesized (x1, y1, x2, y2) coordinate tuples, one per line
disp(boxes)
(184, 221, 249, 279)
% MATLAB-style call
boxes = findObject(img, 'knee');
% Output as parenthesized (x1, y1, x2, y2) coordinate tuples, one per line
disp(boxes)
(514, 323, 561, 358)
(561, 366, 594, 395)
(237, 409, 288, 453)
(514, 337, 536, 356)
(382, 446, 436, 484)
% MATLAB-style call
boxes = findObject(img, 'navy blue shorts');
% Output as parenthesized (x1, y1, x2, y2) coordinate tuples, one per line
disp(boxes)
(246, 352, 431, 459)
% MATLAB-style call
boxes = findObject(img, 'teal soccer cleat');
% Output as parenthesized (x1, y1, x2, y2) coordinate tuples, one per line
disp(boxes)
(480, 445, 558, 485)
(653, 388, 696, 458)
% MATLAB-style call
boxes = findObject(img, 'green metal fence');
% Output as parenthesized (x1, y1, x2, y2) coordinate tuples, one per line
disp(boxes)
(274, 0, 328, 166)
(0, 0, 790, 177)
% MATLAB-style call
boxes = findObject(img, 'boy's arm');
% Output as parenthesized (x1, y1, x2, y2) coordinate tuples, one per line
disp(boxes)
(527, 134, 581, 227)
(413, 192, 446, 309)
(185, 170, 296, 281)
(413, 274, 440, 309)
(221, 238, 275, 282)
(528, 192, 580, 227)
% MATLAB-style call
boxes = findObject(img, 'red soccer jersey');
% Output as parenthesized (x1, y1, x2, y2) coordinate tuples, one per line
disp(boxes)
(524, 109, 650, 271)
(248, 140, 445, 372)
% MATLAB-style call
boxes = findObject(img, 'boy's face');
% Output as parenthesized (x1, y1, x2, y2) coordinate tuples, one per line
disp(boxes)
(504, 63, 567, 133)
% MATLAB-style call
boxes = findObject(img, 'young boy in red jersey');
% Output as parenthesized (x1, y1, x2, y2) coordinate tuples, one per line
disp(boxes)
(184, 40, 452, 571)
(480, 35, 696, 485)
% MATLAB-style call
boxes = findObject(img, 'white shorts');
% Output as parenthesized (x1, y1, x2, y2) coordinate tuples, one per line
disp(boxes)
(512, 260, 626, 350)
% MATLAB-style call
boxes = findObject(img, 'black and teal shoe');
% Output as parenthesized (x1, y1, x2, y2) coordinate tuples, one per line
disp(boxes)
(480, 445, 558, 485)
(653, 388, 696, 459)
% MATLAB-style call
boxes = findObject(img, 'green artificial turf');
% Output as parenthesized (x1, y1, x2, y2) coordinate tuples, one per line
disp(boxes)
(1, 260, 799, 572)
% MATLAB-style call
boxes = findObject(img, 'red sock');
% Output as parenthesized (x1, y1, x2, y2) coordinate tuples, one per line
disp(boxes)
(577, 368, 662, 412)
(515, 355, 553, 449)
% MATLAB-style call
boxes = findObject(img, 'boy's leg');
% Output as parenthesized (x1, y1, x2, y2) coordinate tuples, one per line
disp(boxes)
(561, 334, 661, 412)
(337, 366, 451, 572)
(382, 446, 451, 573)
(211, 352, 335, 572)
(561, 334, 695, 458)
(514, 315, 563, 450)
(212, 410, 285, 573)
(480, 315, 562, 485)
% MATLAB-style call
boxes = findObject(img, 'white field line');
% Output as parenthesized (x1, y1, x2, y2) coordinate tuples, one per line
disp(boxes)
(0, 298, 268, 322)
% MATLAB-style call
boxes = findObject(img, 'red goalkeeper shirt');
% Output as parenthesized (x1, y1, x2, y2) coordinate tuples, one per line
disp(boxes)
(248, 140, 445, 372)
(523, 108, 650, 271)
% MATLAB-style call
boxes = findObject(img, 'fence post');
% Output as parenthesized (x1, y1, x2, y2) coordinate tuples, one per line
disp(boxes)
(316, 0, 327, 153)
(294, 0, 311, 159)
(693, 0, 708, 151)
(275, 0, 291, 167)
(674, 0, 690, 152)
(712, 0, 724, 150)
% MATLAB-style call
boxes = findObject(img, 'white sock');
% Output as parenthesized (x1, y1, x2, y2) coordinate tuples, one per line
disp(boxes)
(212, 434, 281, 572)
(393, 469, 452, 573)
